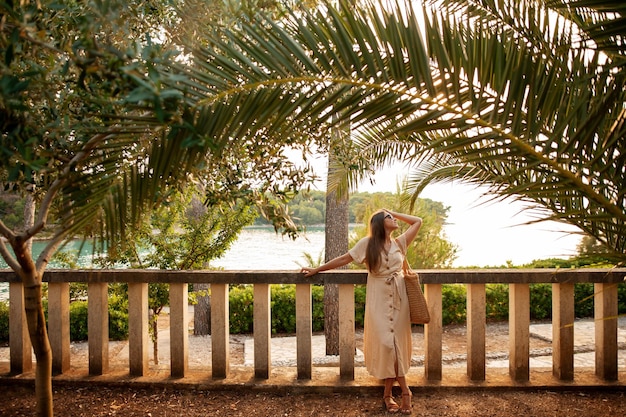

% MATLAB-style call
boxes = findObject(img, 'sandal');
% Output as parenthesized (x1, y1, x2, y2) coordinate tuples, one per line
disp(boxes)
(383, 396, 400, 414)
(400, 393, 413, 415)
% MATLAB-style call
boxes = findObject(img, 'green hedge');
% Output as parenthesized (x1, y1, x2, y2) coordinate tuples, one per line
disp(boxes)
(68, 293, 129, 341)
(0, 301, 8, 343)
(1, 282, 624, 342)
(69, 301, 89, 341)
(225, 282, 616, 331)
(444, 283, 626, 325)
(223, 282, 626, 332)
(229, 284, 366, 334)
(0, 296, 128, 343)
(486, 284, 509, 321)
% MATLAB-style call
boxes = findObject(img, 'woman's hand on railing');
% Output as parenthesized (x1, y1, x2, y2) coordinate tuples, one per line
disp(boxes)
(301, 267, 319, 277)
(300, 253, 353, 277)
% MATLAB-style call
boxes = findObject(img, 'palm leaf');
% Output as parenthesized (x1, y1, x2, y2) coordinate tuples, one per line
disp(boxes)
(146, 0, 625, 258)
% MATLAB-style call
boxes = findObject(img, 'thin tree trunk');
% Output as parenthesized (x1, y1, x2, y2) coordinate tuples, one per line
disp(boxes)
(17, 246, 53, 416)
(25, 275, 53, 417)
(151, 318, 159, 365)
(324, 156, 350, 356)
(21, 186, 54, 416)
(193, 284, 211, 335)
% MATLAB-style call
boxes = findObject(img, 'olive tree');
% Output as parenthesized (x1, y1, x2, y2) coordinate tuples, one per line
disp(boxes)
(0, 1, 315, 415)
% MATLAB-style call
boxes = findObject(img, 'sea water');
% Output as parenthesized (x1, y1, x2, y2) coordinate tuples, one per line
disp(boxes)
(0, 226, 333, 302)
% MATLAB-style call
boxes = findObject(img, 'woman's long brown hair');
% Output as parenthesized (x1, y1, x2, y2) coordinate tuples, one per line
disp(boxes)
(365, 210, 387, 273)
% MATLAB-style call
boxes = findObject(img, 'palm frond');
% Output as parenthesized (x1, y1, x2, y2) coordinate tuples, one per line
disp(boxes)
(145, 0, 626, 258)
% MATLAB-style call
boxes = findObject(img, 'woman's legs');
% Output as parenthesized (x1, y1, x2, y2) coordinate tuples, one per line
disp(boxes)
(396, 376, 411, 395)
(396, 376, 413, 414)
(383, 378, 399, 413)
(383, 378, 395, 398)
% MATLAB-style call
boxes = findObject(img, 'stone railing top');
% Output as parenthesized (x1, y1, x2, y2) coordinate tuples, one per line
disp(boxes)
(1, 268, 625, 285)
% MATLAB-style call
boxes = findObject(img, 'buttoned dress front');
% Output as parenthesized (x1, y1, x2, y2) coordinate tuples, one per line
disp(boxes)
(348, 235, 412, 379)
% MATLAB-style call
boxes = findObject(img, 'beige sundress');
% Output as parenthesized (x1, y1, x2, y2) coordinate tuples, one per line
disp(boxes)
(348, 234, 412, 379)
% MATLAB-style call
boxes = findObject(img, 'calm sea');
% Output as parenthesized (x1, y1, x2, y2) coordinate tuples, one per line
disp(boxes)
(0, 226, 330, 302)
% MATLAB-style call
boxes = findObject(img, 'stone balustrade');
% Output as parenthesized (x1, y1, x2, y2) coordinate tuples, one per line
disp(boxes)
(1, 268, 624, 384)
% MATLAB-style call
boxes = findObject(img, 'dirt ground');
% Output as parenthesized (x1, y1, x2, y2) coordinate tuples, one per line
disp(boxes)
(2, 320, 625, 416)
(2, 384, 626, 416)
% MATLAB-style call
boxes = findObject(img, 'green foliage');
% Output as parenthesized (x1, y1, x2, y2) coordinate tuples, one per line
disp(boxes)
(283, 191, 328, 224)
(522, 257, 617, 269)
(97, 190, 256, 270)
(51, 250, 83, 270)
(68, 290, 129, 342)
(95, 189, 257, 341)
(226, 284, 363, 334)
(69, 283, 88, 302)
(349, 193, 457, 268)
(312, 285, 325, 332)
(575, 283, 595, 319)
(354, 285, 366, 328)
(108, 292, 129, 341)
(149, 284, 170, 317)
(0, 197, 23, 231)
(229, 286, 254, 334)
(271, 286, 297, 334)
(619, 284, 626, 315)
(0, 301, 9, 343)
(69, 302, 89, 341)
(529, 284, 552, 320)
(442, 285, 467, 324)
(486, 284, 509, 322)
(175, 0, 626, 262)
(54, 279, 626, 339)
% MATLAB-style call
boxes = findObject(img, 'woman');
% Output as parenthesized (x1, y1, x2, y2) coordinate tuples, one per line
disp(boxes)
(301, 209, 422, 414)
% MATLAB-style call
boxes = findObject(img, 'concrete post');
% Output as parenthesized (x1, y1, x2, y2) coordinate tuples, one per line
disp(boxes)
(509, 283, 529, 382)
(467, 283, 486, 381)
(128, 282, 149, 376)
(211, 283, 229, 378)
(88, 282, 109, 375)
(296, 283, 312, 379)
(552, 283, 574, 380)
(48, 282, 70, 374)
(254, 283, 271, 379)
(9, 282, 32, 374)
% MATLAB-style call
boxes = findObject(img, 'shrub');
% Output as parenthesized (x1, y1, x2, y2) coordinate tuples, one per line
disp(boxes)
(312, 285, 325, 332)
(486, 284, 509, 321)
(229, 285, 254, 334)
(70, 301, 89, 341)
(227, 284, 363, 334)
(530, 284, 552, 320)
(354, 285, 366, 328)
(108, 292, 129, 341)
(0, 301, 9, 343)
(574, 283, 594, 318)
(68, 295, 129, 342)
(271, 285, 297, 334)
(441, 285, 466, 325)
(618, 283, 626, 314)
(58, 277, 621, 339)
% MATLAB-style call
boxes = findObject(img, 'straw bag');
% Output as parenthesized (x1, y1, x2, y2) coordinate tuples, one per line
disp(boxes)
(403, 258, 430, 324)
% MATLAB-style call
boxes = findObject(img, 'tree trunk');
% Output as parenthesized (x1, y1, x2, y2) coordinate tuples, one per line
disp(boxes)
(17, 246, 53, 416)
(20, 186, 54, 416)
(324, 156, 350, 356)
(151, 318, 159, 365)
(193, 284, 211, 335)
(26, 278, 53, 416)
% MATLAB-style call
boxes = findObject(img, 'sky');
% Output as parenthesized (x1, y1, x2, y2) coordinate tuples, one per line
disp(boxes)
(305, 154, 581, 268)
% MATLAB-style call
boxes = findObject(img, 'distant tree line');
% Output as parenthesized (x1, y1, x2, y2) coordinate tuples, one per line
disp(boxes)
(253, 190, 432, 226)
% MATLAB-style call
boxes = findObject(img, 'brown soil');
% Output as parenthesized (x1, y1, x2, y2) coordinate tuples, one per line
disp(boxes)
(2, 320, 625, 416)
(2, 384, 625, 416)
